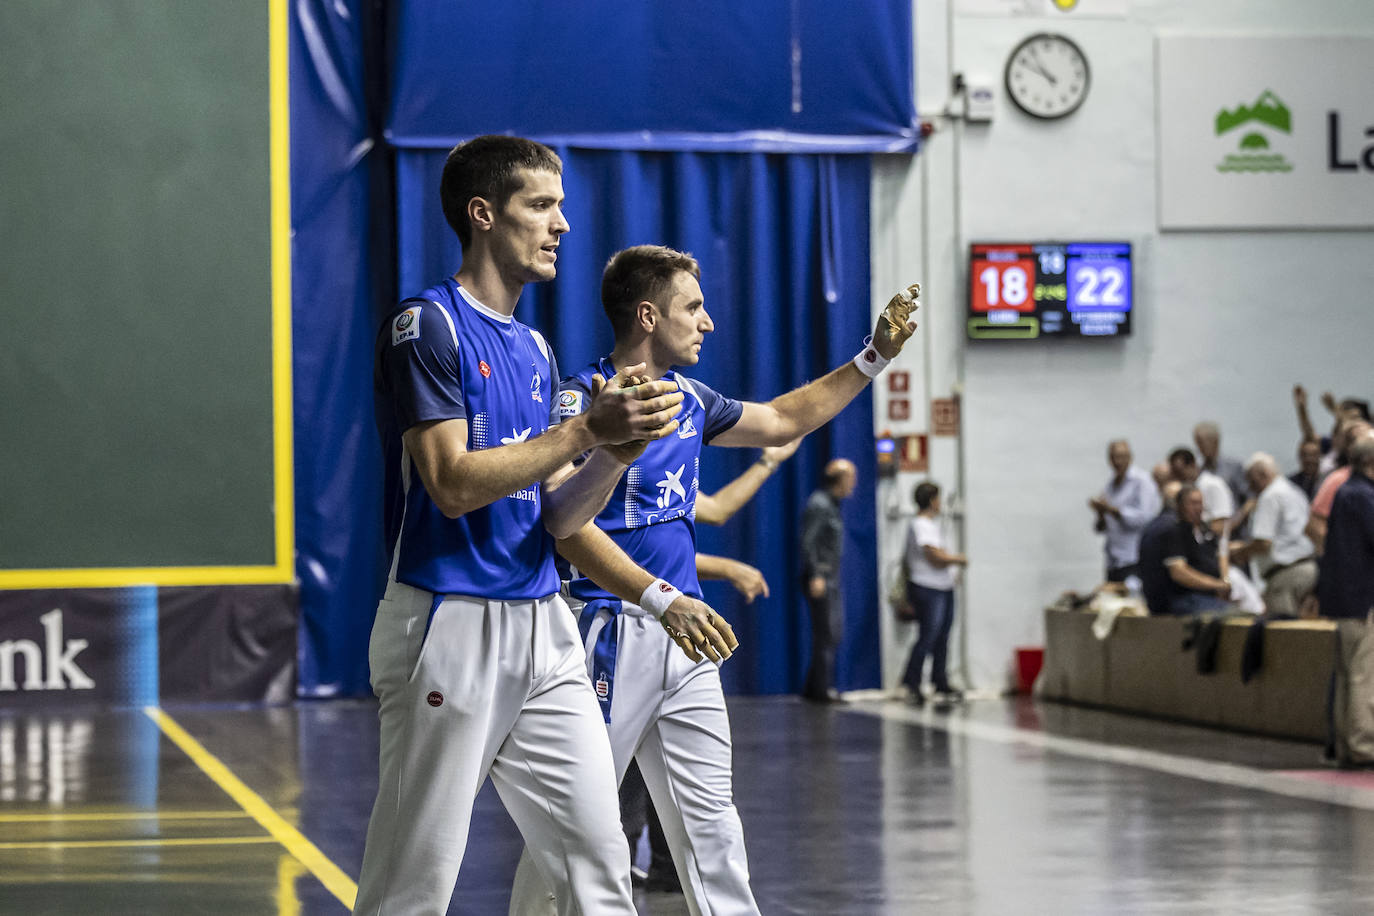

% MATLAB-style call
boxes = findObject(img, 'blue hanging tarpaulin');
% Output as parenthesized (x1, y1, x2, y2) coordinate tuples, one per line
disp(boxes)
(386, 0, 917, 153)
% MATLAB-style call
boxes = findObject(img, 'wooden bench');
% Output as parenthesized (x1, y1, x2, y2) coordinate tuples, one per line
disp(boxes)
(1037, 608, 1338, 742)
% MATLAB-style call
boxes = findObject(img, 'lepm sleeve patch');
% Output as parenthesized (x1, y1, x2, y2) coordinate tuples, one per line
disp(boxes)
(392, 305, 422, 345)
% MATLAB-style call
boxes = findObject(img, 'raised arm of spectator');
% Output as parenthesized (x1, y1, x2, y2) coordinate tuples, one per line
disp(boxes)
(1293, 384, 1318, 444)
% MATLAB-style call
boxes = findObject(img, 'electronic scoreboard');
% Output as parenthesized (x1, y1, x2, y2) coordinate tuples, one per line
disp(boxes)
(967, 242, 1132, 340)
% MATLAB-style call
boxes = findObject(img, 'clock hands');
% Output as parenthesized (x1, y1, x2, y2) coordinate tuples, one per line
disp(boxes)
(1025, 48, 1058, 86)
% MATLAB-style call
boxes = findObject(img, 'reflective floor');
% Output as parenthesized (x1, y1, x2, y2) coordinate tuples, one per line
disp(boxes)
(1, 696, 1372, 914)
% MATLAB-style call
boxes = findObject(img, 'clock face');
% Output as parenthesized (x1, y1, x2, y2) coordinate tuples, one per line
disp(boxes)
(1005, 33, 1090, 120)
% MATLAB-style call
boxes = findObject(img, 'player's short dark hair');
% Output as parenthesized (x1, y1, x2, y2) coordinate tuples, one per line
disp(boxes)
(439, 136, 562, 249)
(601, 245, 701, 339)
(1168, 447, 1196, 467)
(914, 482, 940, 510)
(1176, 484, 1200, 507)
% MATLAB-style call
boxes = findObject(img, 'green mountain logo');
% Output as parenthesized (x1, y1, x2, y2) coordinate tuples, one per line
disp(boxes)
(1215, 90, 1291, 135)
(1215, 90, 1293, 173)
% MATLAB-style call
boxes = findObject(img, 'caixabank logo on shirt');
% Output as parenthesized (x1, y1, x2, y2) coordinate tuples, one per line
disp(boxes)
(1214, 89, 1293, 173)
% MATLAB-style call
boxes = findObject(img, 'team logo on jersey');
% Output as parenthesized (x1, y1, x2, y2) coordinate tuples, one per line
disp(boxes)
(558, 390, 583, 418)
(595, 672, 609, 699)
(677, 415, 698, 439)
(501, 427, 532, 445)
(426, 691, 443, 707)
(655, 464, 688, 508)
(392, 306, 421, 345)
(530, 368, 543, 403)
(478, 360, 492, 378)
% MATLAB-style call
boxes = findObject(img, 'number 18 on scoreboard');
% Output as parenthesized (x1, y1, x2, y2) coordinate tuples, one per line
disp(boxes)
(967, 241, 1132, 340)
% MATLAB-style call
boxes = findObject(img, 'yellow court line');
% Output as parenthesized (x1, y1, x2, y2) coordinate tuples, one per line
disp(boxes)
(0, 836, 278, 851)
(143, 707, 357, 909)
(0, 811, 253, 823)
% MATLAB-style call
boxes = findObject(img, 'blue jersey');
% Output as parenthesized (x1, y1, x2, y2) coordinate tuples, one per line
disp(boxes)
(560, 357, 743, 602)
(374, 279, 561, 599)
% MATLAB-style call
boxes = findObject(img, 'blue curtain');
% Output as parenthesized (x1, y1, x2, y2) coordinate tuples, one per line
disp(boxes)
(289, 0, 386, 697)
(394, 149, 880, 693)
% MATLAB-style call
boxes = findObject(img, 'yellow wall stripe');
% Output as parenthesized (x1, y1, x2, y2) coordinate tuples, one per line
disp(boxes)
(144, 707, 357, 909)
(268, 0, 296, 587)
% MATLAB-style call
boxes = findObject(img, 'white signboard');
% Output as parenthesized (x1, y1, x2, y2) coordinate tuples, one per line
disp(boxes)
(1157, 35, 1374, 229)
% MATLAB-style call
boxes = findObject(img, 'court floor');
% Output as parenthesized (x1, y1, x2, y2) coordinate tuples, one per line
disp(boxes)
(2, 695, 1372, 915)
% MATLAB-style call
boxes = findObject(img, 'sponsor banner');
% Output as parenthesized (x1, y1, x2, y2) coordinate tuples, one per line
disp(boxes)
(0, 586, 295, 708)
(1158, 35, 1374, 229)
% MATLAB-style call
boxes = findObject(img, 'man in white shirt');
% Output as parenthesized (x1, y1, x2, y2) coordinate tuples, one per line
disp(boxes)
(1168, 447, 1234, 535)
(1232, 452, 1317, 616)
(1090, 440, 1161, 582)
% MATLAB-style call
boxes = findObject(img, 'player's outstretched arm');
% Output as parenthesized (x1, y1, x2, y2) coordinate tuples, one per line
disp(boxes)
(695, 437, 802, 526)
(404, 365, 682, 522)
(696, 553, 769, 603)
(710, 283, 920, 448)
(557, 524, 738, 663)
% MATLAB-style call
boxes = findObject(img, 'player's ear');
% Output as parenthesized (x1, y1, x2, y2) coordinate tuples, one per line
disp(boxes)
(636, 300, 657, 333)
(467, 195, 495, 235)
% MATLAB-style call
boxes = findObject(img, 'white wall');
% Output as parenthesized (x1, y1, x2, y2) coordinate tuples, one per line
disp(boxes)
(871, 0, 1374, 691)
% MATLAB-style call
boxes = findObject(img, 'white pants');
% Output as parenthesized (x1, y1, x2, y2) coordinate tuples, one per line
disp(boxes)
(509, 605, 759, 916)
(353, 581, 634, 916)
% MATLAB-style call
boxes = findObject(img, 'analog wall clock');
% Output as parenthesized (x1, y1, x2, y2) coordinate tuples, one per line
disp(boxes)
(1005, 33, 1090, 120)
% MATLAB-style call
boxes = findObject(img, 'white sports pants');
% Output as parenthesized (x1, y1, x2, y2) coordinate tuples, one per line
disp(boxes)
(509, 604, 759, 916)
(353, 581, 634, 916)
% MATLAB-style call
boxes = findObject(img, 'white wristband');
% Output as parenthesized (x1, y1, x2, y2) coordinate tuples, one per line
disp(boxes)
(639, 578, 682, 620)
(853, 335, 890, 379)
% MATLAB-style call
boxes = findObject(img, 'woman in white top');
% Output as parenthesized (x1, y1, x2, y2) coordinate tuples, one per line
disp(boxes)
(901, 482, 968, 706)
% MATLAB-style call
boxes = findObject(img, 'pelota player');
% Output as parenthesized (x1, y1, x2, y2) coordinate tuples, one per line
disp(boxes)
(510, 244, 919, 914)
(357, 140, 737, 916)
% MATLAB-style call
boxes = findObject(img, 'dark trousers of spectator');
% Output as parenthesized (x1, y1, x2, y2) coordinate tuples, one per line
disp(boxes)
(802, 582, 842, 700)
(1168, 591, 1228, 615)
(901, 583, 955, 693)
(619, 760, 674, 885)
(1106, 563, 1139, 583)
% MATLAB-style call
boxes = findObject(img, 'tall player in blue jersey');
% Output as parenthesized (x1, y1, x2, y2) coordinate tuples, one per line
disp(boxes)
(511, 245, 919, 914)
(358, 139, 738, 916)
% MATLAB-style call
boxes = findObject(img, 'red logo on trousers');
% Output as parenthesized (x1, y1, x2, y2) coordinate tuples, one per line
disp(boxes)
(427, 691, 443, 707)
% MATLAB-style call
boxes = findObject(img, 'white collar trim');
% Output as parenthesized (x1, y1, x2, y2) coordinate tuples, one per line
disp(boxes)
(456, 284, 513, 324)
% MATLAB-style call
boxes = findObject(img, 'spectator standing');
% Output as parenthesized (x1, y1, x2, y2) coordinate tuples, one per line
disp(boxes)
(1194, 421, 1248, 507)
(1317, 437, 1374, 620)
(1289, 440, 1326, 501)
(1307, 421, 1374, 553)
(1232, 453, 1317, 616)
(1090, 440, 1161, 582)
(900, 482, 968, 706)
(800, 459, 858, 703)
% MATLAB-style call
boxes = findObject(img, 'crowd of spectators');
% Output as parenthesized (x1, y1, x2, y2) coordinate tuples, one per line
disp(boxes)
(1088, 389, 1374, 621)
